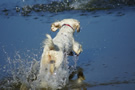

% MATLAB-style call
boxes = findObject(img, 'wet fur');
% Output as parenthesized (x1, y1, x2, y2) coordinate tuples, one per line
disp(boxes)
(40, 19, 83, 74)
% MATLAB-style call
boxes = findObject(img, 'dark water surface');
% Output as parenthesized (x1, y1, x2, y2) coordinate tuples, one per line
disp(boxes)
(0, 0, 135, 89)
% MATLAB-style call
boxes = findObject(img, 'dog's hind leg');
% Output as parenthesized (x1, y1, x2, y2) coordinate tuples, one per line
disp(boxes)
(49, 60, 55, 74)
(39, 52, 49, 74)
(46, 51, 64, 74)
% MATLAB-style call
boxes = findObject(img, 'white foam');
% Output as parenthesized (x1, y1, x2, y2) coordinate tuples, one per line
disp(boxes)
(69, 0, 90, 9)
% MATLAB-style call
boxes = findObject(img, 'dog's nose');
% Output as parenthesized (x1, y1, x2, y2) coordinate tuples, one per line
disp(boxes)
(50, 60, 55, 64)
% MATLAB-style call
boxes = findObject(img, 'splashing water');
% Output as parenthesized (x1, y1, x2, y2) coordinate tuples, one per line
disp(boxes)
(0, 50, 40, 89)
(0, 50, 78, 89)
(32, 52, 71, 89)
(1, 0, 135, 16)
(73, 54, 79, 69)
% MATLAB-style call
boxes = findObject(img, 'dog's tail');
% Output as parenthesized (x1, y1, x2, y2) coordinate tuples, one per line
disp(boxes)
(43, 34, 55, 51)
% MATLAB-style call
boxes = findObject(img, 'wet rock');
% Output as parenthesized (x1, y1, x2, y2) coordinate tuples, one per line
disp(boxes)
(34, 17, 38, 19)
(32, 4, 43, 12)
(80, 13, 87, 16)
(93, 15, 100, 17)
(21, 5, 32, 16)
(107, 11, 113, 14)
(16, 7, 20, 12)
(116, 12, 125, 16)
(2, 8, 8, 12)
(5, 13, 8, 16)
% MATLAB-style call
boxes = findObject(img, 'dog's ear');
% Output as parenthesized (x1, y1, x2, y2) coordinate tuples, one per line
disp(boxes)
(73, 21, 80, 32)
(76, 23, 80, 32)
(51, 21, 62, 32)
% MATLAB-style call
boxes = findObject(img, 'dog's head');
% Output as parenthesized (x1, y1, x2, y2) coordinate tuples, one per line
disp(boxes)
(51, 19, 80, 32)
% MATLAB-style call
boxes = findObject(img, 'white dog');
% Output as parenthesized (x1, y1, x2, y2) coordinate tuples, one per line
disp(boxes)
(40, 19, 83, 74)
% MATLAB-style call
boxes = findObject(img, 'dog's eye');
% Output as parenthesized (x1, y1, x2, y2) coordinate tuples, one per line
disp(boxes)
(50, 60, 55, 64)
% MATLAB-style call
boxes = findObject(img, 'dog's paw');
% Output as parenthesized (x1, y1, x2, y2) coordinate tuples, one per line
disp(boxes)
(73, 41, 83, 55)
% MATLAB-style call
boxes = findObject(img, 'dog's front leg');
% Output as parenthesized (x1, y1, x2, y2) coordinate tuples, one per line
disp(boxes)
(73, 41, 83, 55)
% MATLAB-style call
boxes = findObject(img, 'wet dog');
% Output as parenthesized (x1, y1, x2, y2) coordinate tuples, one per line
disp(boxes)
(40, 19, 83, 74)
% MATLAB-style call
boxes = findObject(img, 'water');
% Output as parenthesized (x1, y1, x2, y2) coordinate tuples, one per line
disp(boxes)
(1, 0, 135, 89)
(1, 0, 135, 16)
(0, 49, 77, 89)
